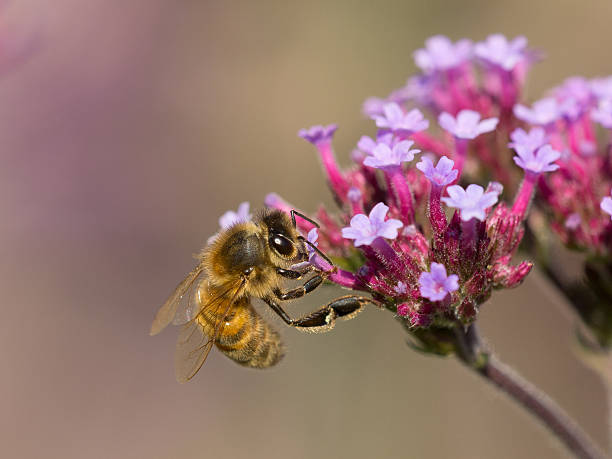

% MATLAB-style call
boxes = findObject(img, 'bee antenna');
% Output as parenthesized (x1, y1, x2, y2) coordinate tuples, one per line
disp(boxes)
(297, 235, 334, 267)
(290, 210, 320, 229)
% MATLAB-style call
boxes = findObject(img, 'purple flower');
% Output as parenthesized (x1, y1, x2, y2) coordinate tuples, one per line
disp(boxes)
(591, 98, 612, 129)
(438, 110, 498, 139)
(565, 213, 581, 230)
(590, 76, 612, 101)
(513, 98, 560, 125)
(363, 140, 420, 170)
(513, 144, 561, 174)
(416, 155, 458, 186)
(341, 202, 403, 247)
(305, 228, 319, 262)
(372, 102, 429, 135)
(298, 124, 338, 146)
(362, 97, 387, 117)
(413, 35, 473, 73)
(474, 34, 528, 71)
(601, 195, 612, 220)
(508, 127, 547, 153)
(394, 281, 408, 295)
(419, 262, 459, 302)
(357, 135, 377, 154)
(442, 184, 499, 221)
(219, 202, 252, 229)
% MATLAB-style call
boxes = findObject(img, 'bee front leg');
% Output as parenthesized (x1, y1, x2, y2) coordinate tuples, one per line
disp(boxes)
(275, 264, 316, 280)
(263, 296, 371, 333)
(273, 272, 326, 300)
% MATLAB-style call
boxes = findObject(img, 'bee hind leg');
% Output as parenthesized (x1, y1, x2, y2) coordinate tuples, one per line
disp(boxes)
(263, 296, 371, 333)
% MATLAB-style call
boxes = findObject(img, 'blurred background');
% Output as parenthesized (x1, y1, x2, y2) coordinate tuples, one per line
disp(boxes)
(2, 0, 612, 458)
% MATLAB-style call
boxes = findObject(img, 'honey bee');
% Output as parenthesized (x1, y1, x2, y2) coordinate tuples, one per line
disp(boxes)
(150, 208, 371, 382)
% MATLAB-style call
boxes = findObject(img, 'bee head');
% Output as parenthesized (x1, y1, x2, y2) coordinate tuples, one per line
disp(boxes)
(259, 209, 302, 261)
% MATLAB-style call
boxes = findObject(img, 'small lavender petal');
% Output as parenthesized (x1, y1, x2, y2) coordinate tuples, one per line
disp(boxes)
(298, 124, 338, 145)
(509, 127, 548, 153)
(372, 103, 429, 135)
(438, 110, 498, 139)
(601, 196, 612, 220)
(591, 98, 612, 129)
(513, 98, 560, 125)
(363, 140, 420, 170)
(219, 202, 252, 229)
(362, 97, 387, 117)
(441, 184, 499, 221)
(416, 155, 458, 186)
(341, 202, 403, 247)
(419, 262, 460, 302)
(513, 144, 561, 174)
(474, 34, 528, 71)
(565, 213, 581, 230)
(414, 35, 473, 73)
(394, 281, 408, 295)
(357, 135, 377, 154)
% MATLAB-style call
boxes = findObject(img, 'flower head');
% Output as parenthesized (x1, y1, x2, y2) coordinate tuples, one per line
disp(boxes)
(219, 202, 252, 229)
(419, 262, 459, 302)
(442, 184, 499, 221)
(513, 98, 560, 125)
(363, 140, 420, 170)
(413, 35, 473, 73)
(513, 144, 561, 174)
(372, 103, 429, 135)
(438, 110, 498, 139)
(341, 202, 403, 247)
(601, 195, 612, 220)
(298, 124, 338, 146)
(416, 155, 458, 186)
(474, 34, 528, 71)
(508, 127, 547, 153)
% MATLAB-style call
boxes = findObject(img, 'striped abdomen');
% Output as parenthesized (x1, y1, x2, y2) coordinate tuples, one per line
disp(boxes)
(198, 296, 284, 368)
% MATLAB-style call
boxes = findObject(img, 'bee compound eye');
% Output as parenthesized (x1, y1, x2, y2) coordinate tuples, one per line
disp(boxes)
(270, 233, 294, 257)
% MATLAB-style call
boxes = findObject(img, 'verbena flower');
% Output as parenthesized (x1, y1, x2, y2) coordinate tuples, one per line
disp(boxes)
(413, 35, 473, 73)
(419, 263, 460, 302)
(442, 184, 499, 221)
(298, 124, 338, 146)
(508, 127, 547, 153)
(514, 98, 560, 125)
(416, 156, 458, 186)
(363, 141, 420, 170)
(474, 34, 528, 71)
(219, 201, 252, 229)
(341, 203, 403, 247)
(372, 102, 429, 135)
(513, 144, 561, 173)
(438, 110, 498, 139)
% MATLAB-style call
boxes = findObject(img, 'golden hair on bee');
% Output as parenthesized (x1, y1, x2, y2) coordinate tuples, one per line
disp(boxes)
(151, 207, 371, 382)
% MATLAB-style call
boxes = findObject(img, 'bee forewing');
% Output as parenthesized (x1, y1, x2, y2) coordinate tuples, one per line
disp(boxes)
(150, 264, 205, 336)
(174, 320, 214, 383)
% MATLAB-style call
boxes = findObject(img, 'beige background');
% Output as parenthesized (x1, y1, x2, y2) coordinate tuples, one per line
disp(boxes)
(1, 1, 611, 458)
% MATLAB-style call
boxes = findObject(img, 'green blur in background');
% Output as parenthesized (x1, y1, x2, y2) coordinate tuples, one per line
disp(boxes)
(2, 1, 611, 458)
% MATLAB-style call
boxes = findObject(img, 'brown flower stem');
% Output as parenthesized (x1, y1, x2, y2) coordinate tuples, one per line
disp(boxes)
(455, 325, 608, 459)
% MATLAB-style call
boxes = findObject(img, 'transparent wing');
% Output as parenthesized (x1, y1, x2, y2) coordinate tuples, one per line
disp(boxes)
(174, 278, 246, 383)
(150, 263, 206, 336)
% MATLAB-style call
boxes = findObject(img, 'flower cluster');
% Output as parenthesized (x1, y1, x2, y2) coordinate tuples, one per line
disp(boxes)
(265, 34, 612, 349)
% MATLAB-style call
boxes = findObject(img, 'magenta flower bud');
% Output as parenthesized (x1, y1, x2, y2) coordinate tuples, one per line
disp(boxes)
(372, 103, 429, 136)
(416, 155, 458, 187)
(438, 110, 499, 139)
(341, 203, 403, 247)
(474, 34, 528, 71)
(513, 144, 561, 174)
(419, 262, 459, 302)
(513, 98, 561, 125)
(396, 303, 410, 317)
(413, 35, 473, 73)
(442, 184, 499, 221)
